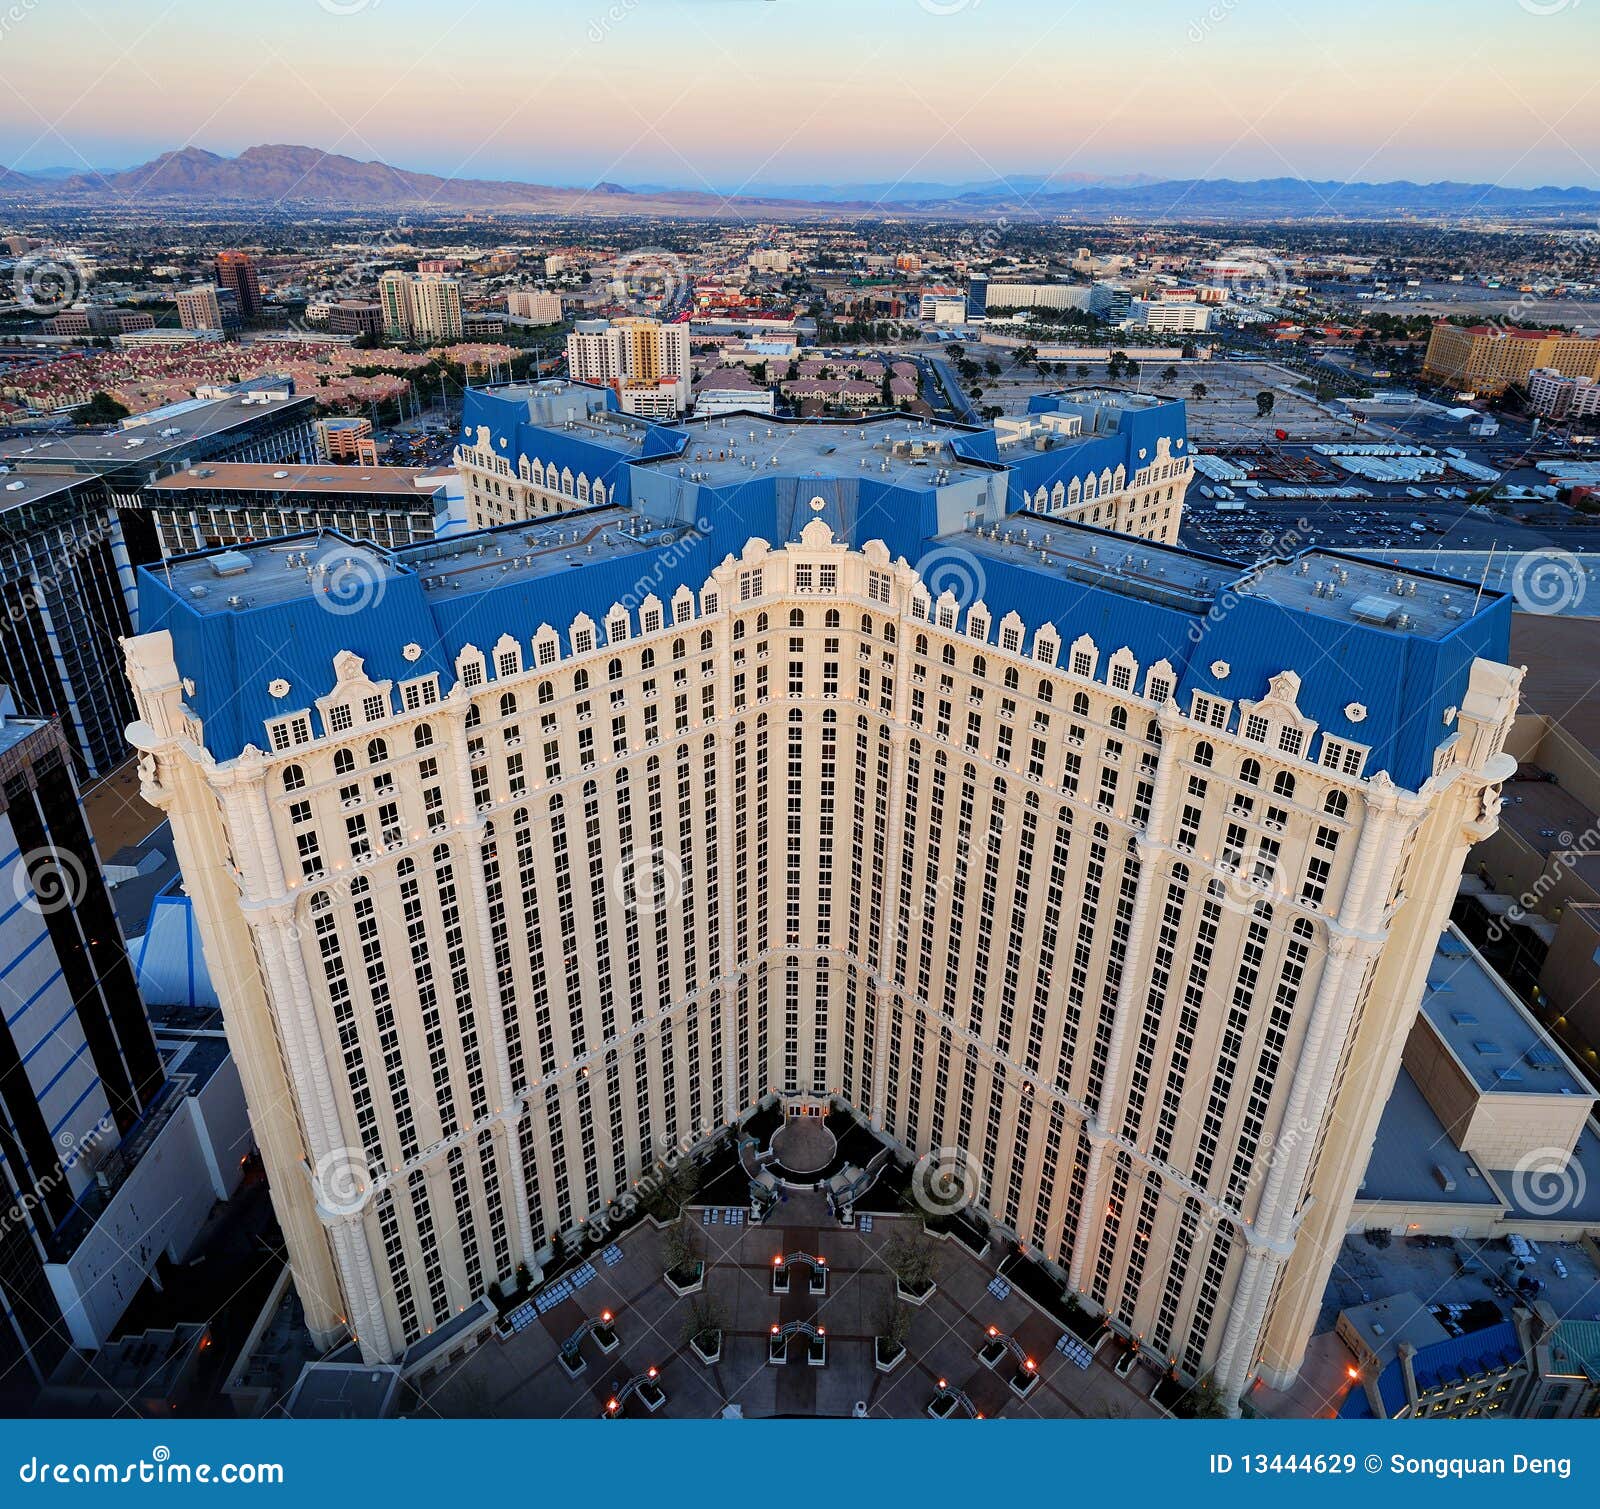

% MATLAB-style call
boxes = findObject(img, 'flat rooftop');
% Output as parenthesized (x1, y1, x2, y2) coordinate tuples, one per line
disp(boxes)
(159, 534, 411, 617)
(0, 467, 97, 511)
(1422, 930, 1592, 1097)
(399, 508, 698, 600)
(149, 462, 444, 499)
(944, 516, 1244, 613)
(651, 413, 989, 489)
(1358, 1068, 1502, 1208)
(1236, 550, 1503, 639)
(0, 390, 312, 473)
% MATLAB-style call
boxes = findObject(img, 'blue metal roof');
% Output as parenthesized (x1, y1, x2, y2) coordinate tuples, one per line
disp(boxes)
(136, 392, 1511, 784)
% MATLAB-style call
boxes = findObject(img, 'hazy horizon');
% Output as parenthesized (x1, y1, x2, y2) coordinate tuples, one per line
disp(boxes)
(1, 0, 1597, 192)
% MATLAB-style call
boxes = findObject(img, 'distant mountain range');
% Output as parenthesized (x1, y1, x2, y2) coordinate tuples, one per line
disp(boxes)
(3, 144, 1598, 219)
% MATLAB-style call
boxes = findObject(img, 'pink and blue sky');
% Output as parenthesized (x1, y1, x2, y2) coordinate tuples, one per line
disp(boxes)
(1, 0, 1597, 189)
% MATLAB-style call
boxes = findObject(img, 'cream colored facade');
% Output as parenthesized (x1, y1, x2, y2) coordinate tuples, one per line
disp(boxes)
(122, 524, 1519, 1404)
(565, 318, 690, 415)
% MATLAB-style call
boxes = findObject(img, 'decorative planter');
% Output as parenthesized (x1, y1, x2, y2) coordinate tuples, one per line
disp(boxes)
(592, 1325, 620, 1355)
(874, 1339, 906, 1375)
(664, 1262, 705, 1297)
(1009, 1368, 1041, 1400)
(771, 1267, 790, 1294)
(896, 1278, 936, 1307)
(767, 1336, 788, 1366)
(807, 1336, 827, 1368)
(637, 1381, 666, 1414)
(979, 1340, 1008, 1370)
(927, 1394, 959, 1419)
(558, 1349, 587, 1379)
(690, 1330, 723, 1366)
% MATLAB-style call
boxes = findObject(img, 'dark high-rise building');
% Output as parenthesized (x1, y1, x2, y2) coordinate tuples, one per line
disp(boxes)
(0, 698, 165, 1394)
(214, 249, 263, 325)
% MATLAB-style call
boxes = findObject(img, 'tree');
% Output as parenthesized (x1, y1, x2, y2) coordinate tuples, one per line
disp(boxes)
(1190, 381, 1208, 401)
(680, 1293, 728, 1348)
(658, 1216, 700, 1280)
(1256, 390, 1276, 417)
(1075, 363, 1090, 380)
(874, 1299, 913, 1348)
(72, 390, 130, 425)
(1161, 364, 1178, 385)
(882, 1226, 940, 1292)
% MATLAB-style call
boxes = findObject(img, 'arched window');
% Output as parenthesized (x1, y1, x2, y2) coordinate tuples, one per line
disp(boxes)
(790, 608, 805, 628)
(1240, 757, 1261, 786)
(608, 657, 623, 682)
(1194, 740, 1214, 769)
(1272, 771, 1296, 799)
(499, 692, 516, 718)
(414, 724, 433, 749)
(538, 681, 554, 705)
(574, 669, 589, 693)
(1110, 706, 1128, 731)
(1323, 789, 1348, 819)
(333, 749, 355, 776)
(282, 764, 305, 792)
(1072, 691, 1090, 717)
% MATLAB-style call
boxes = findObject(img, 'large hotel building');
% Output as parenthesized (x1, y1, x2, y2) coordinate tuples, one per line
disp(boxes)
(122, 382, 1520, 1406)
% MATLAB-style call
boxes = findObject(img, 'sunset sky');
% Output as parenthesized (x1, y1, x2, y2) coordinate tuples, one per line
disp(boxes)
(2, 0, 1597, 189)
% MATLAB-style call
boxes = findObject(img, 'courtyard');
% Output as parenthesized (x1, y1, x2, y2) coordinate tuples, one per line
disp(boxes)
(418, 1187, 1160, 1420)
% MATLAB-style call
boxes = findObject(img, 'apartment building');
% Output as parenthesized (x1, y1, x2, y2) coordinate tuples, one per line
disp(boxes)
(565, 318, 690, 416)
(175, 285, 225, 332)
(1526, 366, 1600, 421)
(125, 372, 1520, 1404)
(507, 289, 563, 325)
(1422, 324, 1600, 397)
(378, 271, 464, 343)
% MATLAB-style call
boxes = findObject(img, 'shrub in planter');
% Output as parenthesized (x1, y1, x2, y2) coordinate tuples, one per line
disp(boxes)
(558, 1345, 587, 1378)
(979, 1339, 1009, 1370)
(883, 1227, 939, 1304)
(874, 1335, 907, 1373)
(681, 1295, 727, 1365)
(660, 1217, 705, 1292)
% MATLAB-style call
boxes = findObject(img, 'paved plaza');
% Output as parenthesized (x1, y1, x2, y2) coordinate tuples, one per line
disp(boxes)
(419, 1190, 1160, 1419)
